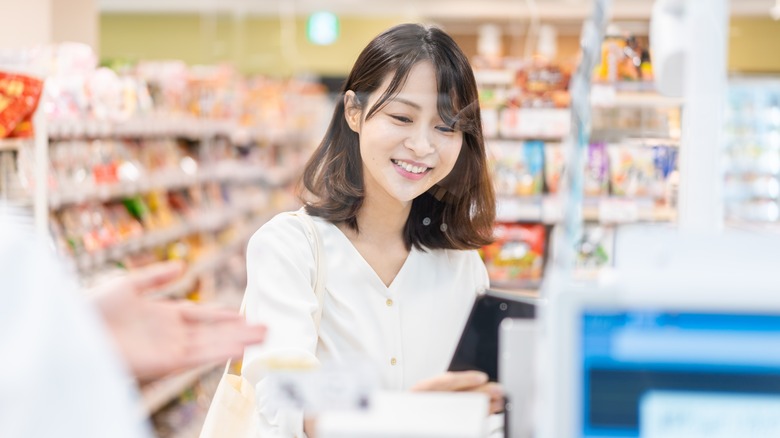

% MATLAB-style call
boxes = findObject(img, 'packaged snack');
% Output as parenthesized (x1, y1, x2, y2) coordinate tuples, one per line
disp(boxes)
(607, 143, 655, 197)
(574, 225, 614, 270)
(0, 72, 44, 138)
(489, 140, 545, 197)
(652, 144, 678, 204)
(482, 223, 546, 286)
(544, 142, 566, 194)
(584, 142, 609, 197)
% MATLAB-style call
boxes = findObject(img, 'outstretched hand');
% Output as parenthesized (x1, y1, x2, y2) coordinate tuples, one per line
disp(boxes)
(410, 371, 505, 415)
(91, 261, 266, 382)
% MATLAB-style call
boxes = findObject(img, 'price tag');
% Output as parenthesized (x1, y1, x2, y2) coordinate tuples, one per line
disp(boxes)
(496, 197, 542, 222)
(97, 185, 111, 201)
(598, 198, 639, 224)
(591, 84, 617, 107)
(541, 196, 564, 223)
(499, 108, 520, 138)
(481, 108, 499, 138)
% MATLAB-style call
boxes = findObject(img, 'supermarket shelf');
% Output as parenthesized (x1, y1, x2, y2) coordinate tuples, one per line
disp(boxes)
(485, 134, 567, 142)
(47, 117, 237, 140)
(1, 197, 32, 208)
(725, 221, 780, 234)
(141, 363, 219, 414)
(75, 206, 259, 273)
(49, 165, 295, 208)
(496, 196, 676, 224)
(591, 90, 684, 108)
(495, 108, 571, 140)
(474, 69, 515, 85)
(0, 138, 29, 151)
(154, 209, 280, 298)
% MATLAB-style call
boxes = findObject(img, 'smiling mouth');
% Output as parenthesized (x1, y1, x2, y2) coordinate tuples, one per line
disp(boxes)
(392, 159, 431, 175)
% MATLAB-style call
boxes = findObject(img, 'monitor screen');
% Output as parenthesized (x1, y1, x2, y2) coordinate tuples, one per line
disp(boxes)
(581, 310, 780, 438)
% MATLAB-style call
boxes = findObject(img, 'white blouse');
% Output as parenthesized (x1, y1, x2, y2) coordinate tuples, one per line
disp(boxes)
(242, 210, 490, 436)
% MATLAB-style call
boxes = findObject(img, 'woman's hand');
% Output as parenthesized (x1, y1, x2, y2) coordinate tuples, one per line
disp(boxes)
(410, 371, 505, 415)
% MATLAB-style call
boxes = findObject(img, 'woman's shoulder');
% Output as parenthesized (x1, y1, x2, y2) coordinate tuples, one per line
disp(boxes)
(248, 209, 310, 248)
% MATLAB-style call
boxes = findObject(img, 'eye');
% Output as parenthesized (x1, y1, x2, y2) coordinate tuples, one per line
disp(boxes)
(390, 114, 413, 123)
(436, 125, 456, 134)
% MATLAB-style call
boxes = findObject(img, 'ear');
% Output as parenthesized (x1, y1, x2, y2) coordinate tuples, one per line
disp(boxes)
(344, 90, 362, 133)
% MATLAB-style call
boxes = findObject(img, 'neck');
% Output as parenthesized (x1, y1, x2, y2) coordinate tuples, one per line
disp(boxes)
(356, 193, 411, 242)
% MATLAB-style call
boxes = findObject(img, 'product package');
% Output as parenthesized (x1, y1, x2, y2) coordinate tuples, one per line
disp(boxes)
(574, 225, 614, 270)
(651, 144, 678, 205)
(0, 72, 44, 138)
(607, 143, 656, 197)
(481, 223, 546, 287)
(489, 140, 545, 197)
(544, 142, 566, 194)
(584, 142, 610, 197)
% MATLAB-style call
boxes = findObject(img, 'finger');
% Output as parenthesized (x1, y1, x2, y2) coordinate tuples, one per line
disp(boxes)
(490, 398, 505, 415)
(410, 371, 488, 392)
(179, 303, 246, 323)
(129, 261, 186, 293)
(182, 330, 251, 367)
(182, 323, 267, 368)
(470, 382, 505, 414)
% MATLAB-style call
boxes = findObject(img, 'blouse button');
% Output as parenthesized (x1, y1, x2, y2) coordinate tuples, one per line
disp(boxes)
(390, 357, 398, 366)
(386, 298, 394, 307)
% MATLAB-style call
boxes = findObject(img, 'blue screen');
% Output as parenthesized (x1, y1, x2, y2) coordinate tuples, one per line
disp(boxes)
(581, 310, 780, 438)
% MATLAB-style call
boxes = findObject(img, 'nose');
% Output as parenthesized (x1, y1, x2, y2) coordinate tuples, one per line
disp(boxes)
(405, 126, 435, 157)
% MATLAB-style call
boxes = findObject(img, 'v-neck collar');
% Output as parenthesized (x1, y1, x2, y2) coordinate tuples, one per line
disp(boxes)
(326, 220, 416, 291)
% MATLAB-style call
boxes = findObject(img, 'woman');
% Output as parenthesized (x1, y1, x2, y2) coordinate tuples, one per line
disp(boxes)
(243, 23, 499, 436)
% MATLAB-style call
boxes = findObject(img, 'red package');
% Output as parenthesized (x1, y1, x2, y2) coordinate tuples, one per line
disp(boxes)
(0, 73, 44, 138)
(482, 223, 546, 285)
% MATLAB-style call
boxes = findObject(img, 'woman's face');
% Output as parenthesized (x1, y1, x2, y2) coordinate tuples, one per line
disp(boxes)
(345, 61, 463, 206)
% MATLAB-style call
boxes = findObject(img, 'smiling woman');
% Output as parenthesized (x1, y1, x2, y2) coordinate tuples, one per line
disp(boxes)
(303, 23, 495, 250)
(242, 23, 502, 438)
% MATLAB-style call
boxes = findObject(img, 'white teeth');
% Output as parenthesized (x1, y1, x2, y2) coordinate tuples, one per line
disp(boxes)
(393, 159, 428, 174)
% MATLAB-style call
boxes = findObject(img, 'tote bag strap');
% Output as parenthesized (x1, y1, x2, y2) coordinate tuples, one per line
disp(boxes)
(227, 208, 326, 376)
(222, 293, 249, 375)
(293, 208, 327, 329)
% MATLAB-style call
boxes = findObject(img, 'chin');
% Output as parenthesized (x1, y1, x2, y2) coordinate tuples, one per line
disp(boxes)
(389, 187, 429, 203)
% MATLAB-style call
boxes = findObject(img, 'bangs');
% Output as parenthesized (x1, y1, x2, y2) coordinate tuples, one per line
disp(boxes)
(434, 50, 480, 136)
(364, 53, 419, 120)
(364, 54, 478, 136)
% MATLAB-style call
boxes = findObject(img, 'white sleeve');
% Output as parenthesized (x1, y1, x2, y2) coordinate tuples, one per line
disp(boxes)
(0, 215, 152, 438)
(242, 213, 320, 437)
(470, 250, 491, 294)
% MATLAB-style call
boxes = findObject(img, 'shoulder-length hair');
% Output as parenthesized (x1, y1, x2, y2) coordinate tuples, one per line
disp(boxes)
(300, 23, 495, 251)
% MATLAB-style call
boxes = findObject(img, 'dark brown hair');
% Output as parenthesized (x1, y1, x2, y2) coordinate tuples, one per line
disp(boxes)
(300, 23, 495, 251)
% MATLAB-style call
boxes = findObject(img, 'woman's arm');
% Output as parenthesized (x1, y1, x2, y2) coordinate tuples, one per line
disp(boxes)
(243, 213, 323, 437)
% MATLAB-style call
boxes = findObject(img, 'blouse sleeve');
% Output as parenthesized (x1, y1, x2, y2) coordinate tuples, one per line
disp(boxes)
(242, 212, 320, 437)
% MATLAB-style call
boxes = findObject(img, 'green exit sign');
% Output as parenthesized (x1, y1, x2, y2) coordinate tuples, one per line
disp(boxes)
(307, 11, 339, 45)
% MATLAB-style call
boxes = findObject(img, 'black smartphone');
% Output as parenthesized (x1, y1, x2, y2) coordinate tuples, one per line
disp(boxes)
(448, 290, 536, 382)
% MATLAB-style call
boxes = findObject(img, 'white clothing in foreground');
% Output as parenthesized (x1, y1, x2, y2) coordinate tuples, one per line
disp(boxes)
(243, 211, 490, 436)
(0, 211, 151, 438)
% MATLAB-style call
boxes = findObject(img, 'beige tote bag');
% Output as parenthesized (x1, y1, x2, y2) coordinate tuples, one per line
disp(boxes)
(199, 210, 326, 438)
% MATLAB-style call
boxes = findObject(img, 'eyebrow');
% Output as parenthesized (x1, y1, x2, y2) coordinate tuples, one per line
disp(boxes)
(388, 97, 422, 110)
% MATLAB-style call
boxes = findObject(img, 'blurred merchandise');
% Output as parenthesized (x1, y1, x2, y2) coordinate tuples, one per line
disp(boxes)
(723, 78, 780, 223)
(607, 143, 656, 198)
(482, 223, 546, 288)
(584, 142, 610, 197)
(0, 72, 44, 138)
(490, 140, 545, 197)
